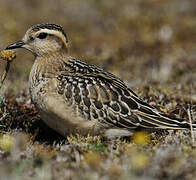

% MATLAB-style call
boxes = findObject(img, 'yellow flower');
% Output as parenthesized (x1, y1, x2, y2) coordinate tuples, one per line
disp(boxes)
(0, 50, 16, 62)
(0, 134, 14, 151)
(132, 132, 150, 145)
(131, 152, 149, 170)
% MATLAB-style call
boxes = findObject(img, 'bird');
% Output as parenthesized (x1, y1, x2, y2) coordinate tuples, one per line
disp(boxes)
(5, 23, 195, 138)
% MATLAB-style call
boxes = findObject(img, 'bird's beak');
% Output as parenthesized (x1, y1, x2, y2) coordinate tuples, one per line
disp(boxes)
(5, 40, 25, 50)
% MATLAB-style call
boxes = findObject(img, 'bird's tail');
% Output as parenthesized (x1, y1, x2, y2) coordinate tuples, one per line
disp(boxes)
(135, 105, 196, 131)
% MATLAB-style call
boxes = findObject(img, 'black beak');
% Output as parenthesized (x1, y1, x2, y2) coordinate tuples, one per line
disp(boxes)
(5, 40, 25, 50)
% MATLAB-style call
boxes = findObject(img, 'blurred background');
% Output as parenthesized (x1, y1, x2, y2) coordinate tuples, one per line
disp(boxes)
(0, 0, 195, 109)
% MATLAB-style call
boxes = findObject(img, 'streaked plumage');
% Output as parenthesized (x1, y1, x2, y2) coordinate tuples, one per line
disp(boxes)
(5, 23, 194, 137)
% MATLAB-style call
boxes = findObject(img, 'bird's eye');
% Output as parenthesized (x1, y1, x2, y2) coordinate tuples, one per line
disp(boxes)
(29, 36, 34, 41)
(37, 32, 48, 39)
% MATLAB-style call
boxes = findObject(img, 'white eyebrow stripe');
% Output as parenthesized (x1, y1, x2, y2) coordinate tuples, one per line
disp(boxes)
(35, 29, 67, 46)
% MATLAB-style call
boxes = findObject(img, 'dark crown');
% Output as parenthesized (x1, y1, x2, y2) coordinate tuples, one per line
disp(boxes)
(31, 23, 68, 43)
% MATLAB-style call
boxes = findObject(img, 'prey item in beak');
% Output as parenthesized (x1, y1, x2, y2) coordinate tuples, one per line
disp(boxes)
(5, 40, 25, 50)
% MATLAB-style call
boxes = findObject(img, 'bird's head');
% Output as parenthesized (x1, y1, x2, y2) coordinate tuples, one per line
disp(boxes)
(6, 23, 68, 57)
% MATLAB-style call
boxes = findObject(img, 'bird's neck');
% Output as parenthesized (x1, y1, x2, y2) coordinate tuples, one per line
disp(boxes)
(36, 51, 68, 72)
(29, 51, 69, 87)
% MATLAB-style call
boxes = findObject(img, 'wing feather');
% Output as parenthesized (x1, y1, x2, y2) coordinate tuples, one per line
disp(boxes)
(57, 58, 191, 130)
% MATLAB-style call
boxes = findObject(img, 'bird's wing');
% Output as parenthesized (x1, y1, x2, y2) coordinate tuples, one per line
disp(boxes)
(57, 58, 191, 130)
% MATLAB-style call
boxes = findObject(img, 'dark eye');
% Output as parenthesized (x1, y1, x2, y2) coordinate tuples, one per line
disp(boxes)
(37, 32, 48, 39)
(29, 36, 34, 41)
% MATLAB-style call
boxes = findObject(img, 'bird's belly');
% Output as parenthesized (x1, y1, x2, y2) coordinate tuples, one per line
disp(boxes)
(37, 107, 79, 136)
(31, 89, 98, 136)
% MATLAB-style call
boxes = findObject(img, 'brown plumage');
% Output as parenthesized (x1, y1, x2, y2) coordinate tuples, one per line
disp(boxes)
(5, 23, 194, 138)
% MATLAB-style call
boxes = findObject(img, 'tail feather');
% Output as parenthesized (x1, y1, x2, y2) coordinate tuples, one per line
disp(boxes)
(135, 106, 194, 130)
